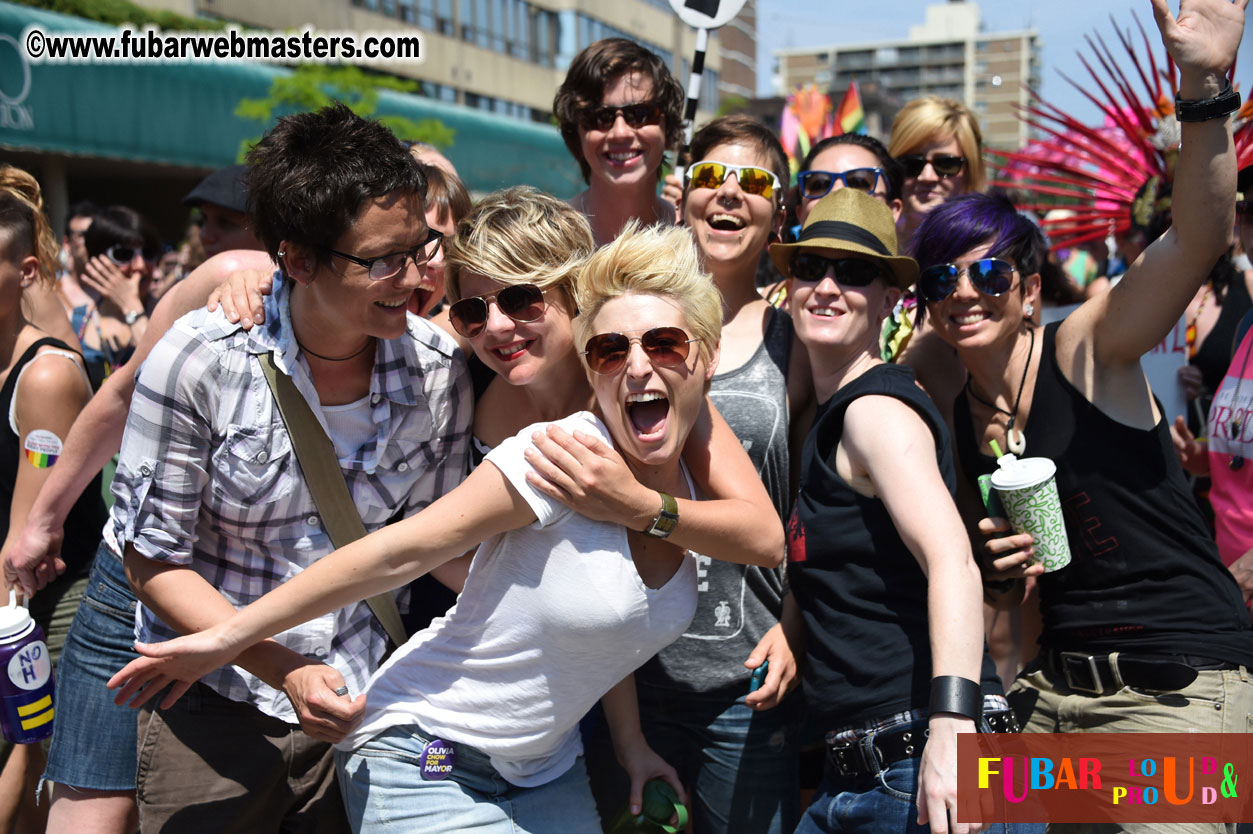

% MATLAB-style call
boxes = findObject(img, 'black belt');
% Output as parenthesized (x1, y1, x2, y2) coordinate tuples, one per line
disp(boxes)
(1041, 649, 1238, 697)
(827, 709, 1020, 779)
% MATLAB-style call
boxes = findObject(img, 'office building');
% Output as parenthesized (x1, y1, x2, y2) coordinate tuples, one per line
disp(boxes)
(138, 0, 755, 124)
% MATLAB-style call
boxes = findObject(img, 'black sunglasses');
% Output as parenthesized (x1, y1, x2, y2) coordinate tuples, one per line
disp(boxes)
(329, 228, 443, 282)
(918, 258, 1017, 302)
(582, 327, 698, 375)
(105, 244, 143, 265)
(797, 168, 882, 200)
(448, 283, 547, 339)
(790, 253, 886, 287)
(579, 101, 663, 132)
(898, 153, 967, 179)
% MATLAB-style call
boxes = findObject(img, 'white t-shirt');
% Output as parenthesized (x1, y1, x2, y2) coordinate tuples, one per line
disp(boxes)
(340, 411, 699, 787)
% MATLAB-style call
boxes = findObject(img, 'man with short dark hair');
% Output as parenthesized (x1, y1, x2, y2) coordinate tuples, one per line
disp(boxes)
(112, 104, 470, 833)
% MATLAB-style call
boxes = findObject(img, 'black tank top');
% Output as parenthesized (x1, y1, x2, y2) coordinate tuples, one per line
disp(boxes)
(954, 322, 1253, 665)
(788, 363, 1000, 727)
(0, 338, 104, 576)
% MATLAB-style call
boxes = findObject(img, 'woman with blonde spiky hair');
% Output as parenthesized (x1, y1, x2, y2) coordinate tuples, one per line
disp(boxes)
(108, 220, 784, 834)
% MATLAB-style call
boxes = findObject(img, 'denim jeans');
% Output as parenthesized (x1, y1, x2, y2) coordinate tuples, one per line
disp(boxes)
(335, 725, 603, 834)
(795, 717, 1043, 834)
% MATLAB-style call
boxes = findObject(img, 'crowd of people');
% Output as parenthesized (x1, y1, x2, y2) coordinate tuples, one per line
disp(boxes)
(0, 1, 1249, 833)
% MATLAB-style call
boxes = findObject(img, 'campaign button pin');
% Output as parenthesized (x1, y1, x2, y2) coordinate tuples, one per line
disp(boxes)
(420, 738, 456, 781)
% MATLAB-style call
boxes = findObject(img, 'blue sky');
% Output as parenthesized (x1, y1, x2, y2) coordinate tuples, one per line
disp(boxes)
(754, 0, 1253, 129)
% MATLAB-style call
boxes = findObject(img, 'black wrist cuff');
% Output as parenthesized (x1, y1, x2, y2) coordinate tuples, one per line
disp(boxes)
(929, 675, 982, 721)
(1175, 78, 1241, 123)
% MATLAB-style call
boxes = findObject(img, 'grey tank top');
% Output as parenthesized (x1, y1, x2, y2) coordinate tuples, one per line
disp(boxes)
(638, 305, 793, 694)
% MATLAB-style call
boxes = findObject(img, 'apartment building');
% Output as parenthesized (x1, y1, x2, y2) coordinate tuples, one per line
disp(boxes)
(772, 1, 1040, 151)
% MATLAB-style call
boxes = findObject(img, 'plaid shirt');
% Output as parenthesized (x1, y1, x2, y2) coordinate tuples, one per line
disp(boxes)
(110, 276, 471, 724)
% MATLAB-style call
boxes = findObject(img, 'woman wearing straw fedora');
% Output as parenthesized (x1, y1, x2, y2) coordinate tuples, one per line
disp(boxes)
(772, 188, 1018, 834)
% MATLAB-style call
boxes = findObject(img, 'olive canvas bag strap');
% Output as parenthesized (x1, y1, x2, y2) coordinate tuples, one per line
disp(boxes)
(258, 352, 408, 648)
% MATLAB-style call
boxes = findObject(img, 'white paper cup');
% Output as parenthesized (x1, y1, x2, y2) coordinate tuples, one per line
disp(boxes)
(989, 456, 1072, 573)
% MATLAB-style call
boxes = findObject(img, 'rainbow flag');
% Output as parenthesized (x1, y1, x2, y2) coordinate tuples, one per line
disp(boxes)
(834, 80, 866, 136)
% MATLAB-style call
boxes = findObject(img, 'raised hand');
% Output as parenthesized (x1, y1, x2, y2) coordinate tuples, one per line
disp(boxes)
(82, 254, 144, 315)
(1151, 0, 1248, 81)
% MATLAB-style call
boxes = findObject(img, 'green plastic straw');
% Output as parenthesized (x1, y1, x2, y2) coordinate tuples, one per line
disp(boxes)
(990, 439, 1004, 459)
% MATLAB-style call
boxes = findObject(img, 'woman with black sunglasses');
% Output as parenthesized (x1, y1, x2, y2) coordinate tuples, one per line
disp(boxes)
(887, 96, 985, 253)
(108, 223, 785, 834)
(553, 38, 685, 246)
(75, 206, 156, 389)
(771, 188, 1015, 834)
(913, 0, 1253, 771)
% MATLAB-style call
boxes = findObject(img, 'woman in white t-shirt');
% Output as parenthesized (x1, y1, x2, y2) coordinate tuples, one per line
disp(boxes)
(108, 223, 784, 834)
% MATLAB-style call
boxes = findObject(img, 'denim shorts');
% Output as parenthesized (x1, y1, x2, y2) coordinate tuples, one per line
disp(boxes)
(43, 542, 141, 791)
(336, 725, 603, 834)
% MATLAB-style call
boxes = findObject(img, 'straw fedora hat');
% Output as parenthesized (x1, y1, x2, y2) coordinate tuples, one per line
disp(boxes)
(769, 188, 918, 289)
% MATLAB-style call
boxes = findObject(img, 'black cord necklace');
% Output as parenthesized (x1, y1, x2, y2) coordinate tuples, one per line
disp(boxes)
(965, 324, 1035, 456)
(296, 336, 375, 363)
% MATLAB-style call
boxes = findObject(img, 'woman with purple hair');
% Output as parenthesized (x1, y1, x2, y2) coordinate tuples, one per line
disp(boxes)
(911, 0, 1253, 755)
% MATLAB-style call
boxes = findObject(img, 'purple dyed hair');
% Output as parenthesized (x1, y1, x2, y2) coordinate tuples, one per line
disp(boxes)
(910, 191, 1046, 278)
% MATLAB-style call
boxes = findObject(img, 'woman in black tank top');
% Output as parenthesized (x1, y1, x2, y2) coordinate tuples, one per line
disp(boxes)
(909, 0, 1253, 767)
(770, 188, 999, 834)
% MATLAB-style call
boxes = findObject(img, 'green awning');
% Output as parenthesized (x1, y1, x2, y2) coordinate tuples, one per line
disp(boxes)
(0, 1, 581, 196)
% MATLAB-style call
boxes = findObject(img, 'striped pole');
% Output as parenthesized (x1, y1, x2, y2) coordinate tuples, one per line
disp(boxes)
(673, 26, 709, 187)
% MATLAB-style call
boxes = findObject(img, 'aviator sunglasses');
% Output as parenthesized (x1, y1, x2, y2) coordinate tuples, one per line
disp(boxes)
(448, 283, 547, 339)
(579, 101, 663, 132)
(897, 153, 967, 179)
(918, 258, 1017, 302)
(790, 253, 886, 286)
(582, 327, 699, 375)
(798, 168, 883, 200)
(685, 160, 782, 201)
(329, 228, 444, 282)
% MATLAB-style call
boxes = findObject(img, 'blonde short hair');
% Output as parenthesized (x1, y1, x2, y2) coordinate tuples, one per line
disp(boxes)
(888, 96, 986, 193)
(0, 166, 58, 286)
(445, 186, 593, 314)
(575, 222, 722, 366)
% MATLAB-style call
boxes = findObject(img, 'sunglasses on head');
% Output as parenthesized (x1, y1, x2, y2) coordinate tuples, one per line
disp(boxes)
(579, 101, 663, 132)
(582, 327, 698, 375)
(918, 258, 1017, 302)
(797, 168, 883, 200)
(448, 283, 547, 339)
(790, 253, 887, 287)
(898, 153, 967, 179)
(685, 160, 782, 201)
(329, 228, 444, 282)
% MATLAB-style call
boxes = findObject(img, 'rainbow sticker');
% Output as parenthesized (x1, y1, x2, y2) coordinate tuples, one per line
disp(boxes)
(23, 430, 62, 469)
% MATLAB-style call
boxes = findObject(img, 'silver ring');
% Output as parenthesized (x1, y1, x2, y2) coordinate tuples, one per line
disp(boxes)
(333, 686, 349, 697)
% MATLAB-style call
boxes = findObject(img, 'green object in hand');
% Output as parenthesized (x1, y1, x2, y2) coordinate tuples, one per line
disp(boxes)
(605, 780, 689, 834)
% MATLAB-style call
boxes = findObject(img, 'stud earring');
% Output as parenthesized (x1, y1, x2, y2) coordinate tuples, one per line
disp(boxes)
(1023, 302, 1035, 318)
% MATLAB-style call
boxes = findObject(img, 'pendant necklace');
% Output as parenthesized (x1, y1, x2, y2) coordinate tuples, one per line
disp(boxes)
(965, 325, 1035, 457)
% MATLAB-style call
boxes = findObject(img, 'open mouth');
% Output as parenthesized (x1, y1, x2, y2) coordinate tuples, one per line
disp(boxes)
(808, 306, 841, 318)
(951, 310, 990, 327)
(626, 391, 670, 440)
(707, 213, 745, 232)
(605, 149, 643, 168)
(489, 339, 533, 362)
(376, 296, 409, 313)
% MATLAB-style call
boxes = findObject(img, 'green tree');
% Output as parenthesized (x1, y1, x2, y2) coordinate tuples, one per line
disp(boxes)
(235, 64, 454, 161)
